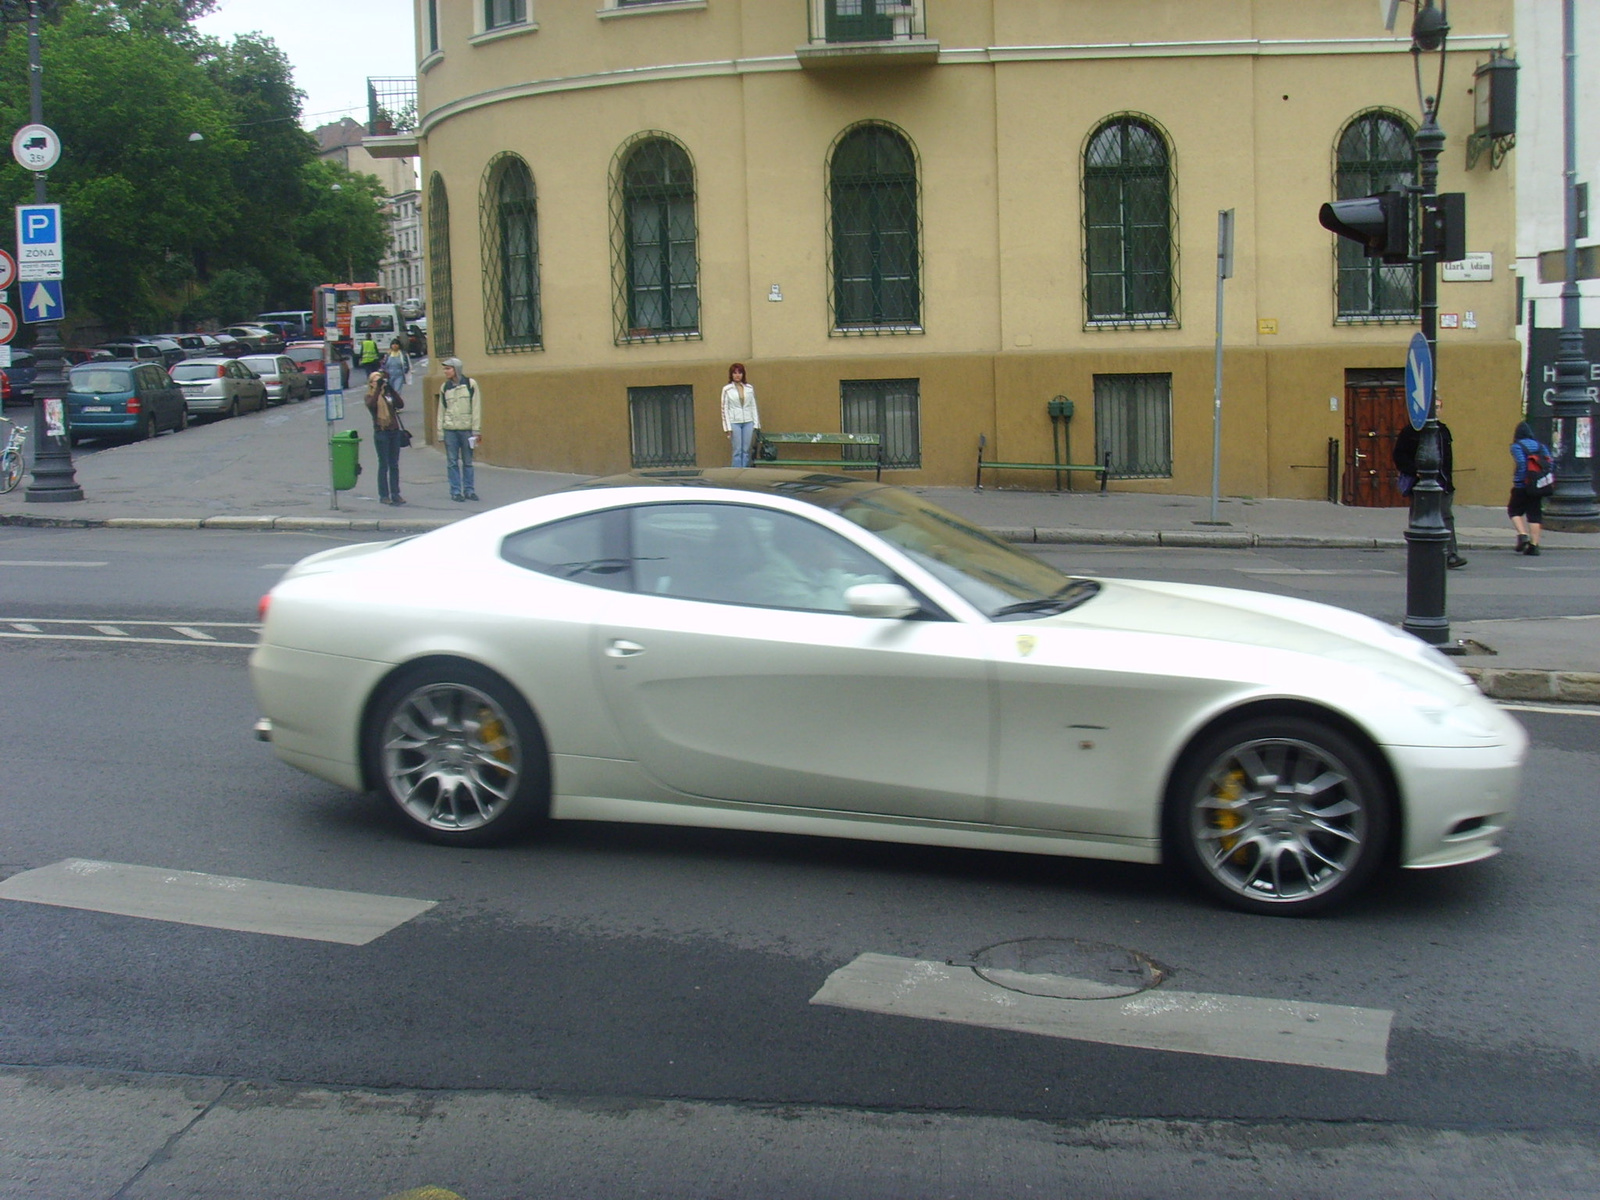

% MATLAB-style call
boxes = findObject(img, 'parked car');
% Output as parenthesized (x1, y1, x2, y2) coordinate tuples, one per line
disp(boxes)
(135, 337, 187, 369)
(406, 323, 427, 357)
(0, 371, 10, 405)
(0, 350, 36, 401)
(169, 356, 269, 419)
(209, 332, 246, 358)
(158, 334, 213, 359)
(95, 341, 165, 365)
(225, 324, 284, 353)
(250, 470, 1527, 916)
(240, 353, 311, 405)
(399, 297, 424, 320)
(257, 310, 314, 339)
(65, 360, 188, 443)
(284, 342, 331, 394)
(61, 348, 97, 365)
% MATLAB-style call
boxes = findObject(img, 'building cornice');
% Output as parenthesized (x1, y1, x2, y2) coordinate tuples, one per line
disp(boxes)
(417, 35, 1510, 137)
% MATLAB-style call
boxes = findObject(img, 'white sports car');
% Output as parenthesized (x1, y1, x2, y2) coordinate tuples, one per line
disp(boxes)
(250, 470, 1525, 915)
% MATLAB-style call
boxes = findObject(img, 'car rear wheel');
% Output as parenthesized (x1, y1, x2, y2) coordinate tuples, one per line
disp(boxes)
(367, 663, 550, 847)
(227, 398, 239, 419)
(139, 414, 156, 441)
(176, 407, 189, 432)
(1164, 715, 1390, 917)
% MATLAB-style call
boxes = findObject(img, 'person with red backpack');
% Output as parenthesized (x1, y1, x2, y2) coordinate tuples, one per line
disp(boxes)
(1509, 420, 1555, 555)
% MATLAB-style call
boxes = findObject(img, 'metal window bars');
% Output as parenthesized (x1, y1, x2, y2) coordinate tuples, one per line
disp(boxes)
(628, 385, 698, 468)
(827, 122, 923, 335)
(841, 378, 921, 469)
(610, 133, 701, 344)
(426, 172, 455, 359)
(1093, 373, 1173, 479)
(1082, 114, 1179, 329)
(811, 0, 927, 43)
(1333, 109, 1419, 324)
(479, 153, 542, 353)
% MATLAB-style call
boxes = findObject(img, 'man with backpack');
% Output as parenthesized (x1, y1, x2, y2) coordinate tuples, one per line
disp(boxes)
(1393, 400, 1467, 569)
(1509, 420, 1555, 555)
(437, 357, 482, 503)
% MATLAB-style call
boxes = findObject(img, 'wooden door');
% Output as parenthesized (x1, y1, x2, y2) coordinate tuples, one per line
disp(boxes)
(1343, 383, 1409, 507)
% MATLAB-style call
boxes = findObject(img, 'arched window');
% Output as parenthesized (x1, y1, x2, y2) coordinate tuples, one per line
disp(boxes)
(828, 122, 920, 332)
(480, 154, 540, 352)
(612, 134, 699, 342)
(426, 172, 455, 359)
(1334, 110, 1418, 321)
(1083, 115, 1176, 326)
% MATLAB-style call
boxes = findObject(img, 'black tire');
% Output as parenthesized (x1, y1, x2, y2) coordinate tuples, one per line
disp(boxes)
(228, 398, 239, 419)
(176, 407, 189, 432)
(365, 662, 550, 848)
(139, 414, 156, 441)
(1164, 714, 1391, 917)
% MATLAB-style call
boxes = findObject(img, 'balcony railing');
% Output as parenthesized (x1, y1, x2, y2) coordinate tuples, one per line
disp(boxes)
(798, 0, 937, 68)
(367, 77, 417, 137)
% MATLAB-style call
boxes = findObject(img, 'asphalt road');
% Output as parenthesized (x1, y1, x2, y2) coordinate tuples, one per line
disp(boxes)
(2, 530, 1599, 1197)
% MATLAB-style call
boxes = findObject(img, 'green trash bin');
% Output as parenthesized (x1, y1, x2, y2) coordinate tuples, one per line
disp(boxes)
(330, 429, 361, 491)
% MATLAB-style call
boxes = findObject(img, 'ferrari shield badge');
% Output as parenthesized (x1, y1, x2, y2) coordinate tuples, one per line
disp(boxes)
(1016, 634, 1037, 657)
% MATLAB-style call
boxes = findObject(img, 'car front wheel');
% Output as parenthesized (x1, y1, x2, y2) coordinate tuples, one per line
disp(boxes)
(367, 663, 550, 847)
(1165, 715, 1391, 917)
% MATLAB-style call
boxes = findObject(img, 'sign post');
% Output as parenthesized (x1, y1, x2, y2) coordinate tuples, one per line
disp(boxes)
(1202, 209, 1235, 526)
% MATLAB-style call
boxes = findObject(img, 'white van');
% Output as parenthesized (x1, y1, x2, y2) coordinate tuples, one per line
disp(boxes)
(351, 304, 406, 358)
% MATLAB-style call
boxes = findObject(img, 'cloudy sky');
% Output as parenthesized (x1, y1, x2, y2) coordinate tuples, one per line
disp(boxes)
(194, 0, 416, 130)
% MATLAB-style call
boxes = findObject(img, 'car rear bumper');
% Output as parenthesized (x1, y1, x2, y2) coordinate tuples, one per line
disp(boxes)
(67, 412, 140, 433)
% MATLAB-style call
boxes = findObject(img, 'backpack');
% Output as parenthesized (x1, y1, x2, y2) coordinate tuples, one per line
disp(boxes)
(1524, 445, 1556, 497)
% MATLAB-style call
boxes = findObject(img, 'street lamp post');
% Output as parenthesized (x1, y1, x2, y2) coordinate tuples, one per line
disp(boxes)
(13, 0, 81, 502)
(1544, 0, 1599, 530)
(1400, 0, 1451, 645)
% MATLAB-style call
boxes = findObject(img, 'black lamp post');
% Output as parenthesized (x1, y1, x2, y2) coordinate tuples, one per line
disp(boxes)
(1544, 0, 1599, 530)
(6, 0, 81, 501)
(1399, 0, 1452, 645)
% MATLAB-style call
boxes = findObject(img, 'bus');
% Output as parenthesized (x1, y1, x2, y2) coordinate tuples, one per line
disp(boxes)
(310, 283, 392, 354)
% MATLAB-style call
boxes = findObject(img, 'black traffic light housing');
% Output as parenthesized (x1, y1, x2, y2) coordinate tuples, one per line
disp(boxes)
(1320, 192, 1412, 264)
(1425, 192, 1467, 263)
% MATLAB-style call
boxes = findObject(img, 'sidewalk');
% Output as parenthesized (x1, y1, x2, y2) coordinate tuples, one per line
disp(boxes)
(1, 382, 1596, 701)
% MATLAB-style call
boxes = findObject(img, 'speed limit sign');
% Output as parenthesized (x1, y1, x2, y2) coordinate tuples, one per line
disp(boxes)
(0, 303, 16, 345)
(0, 248, 14, 291)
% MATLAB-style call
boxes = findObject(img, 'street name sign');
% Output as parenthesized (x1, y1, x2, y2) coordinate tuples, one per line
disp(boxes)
(1405, 332, 1433, 432)
(20, 279, 62, 323)
(15, 203, 63, 282)
(10, 123, 61, 173)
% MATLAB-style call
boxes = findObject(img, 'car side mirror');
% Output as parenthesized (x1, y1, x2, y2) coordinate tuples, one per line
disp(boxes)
(845, 583, 920, 620)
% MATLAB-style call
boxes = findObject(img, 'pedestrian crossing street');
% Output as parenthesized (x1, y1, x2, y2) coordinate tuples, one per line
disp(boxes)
(0, 618, 259, 647)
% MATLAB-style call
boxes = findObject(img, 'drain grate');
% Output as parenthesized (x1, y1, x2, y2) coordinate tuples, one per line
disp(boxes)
(959, 937, 1168, 1000)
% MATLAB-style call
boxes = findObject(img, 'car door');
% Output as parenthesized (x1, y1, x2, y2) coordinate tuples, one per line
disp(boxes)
(280, 357, 306, 401)
(591, 501, 994, 822)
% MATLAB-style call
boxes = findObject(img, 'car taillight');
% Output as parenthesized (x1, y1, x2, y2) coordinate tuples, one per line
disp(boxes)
(127, 398, 141, 413)
(217, 365, 227, 377)
(258, 593, 271, 621)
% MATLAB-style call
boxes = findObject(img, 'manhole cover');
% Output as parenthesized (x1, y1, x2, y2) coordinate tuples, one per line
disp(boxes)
(964, 937, 1167, 1000)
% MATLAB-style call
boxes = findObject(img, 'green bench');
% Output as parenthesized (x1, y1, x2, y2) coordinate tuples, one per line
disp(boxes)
(756, 431, 883, 480)
(975, 434, 1110, 492)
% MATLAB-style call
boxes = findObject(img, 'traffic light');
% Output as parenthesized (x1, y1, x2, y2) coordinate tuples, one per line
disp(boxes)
(1425, 192, 1467, 264)
(1319, 191, 1412, 264)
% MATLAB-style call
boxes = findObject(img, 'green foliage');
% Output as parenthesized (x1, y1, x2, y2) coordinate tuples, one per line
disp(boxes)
(0, 0, 392, 333)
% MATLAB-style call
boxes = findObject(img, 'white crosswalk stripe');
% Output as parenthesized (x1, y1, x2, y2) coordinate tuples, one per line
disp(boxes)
(0, 619, 259, 648)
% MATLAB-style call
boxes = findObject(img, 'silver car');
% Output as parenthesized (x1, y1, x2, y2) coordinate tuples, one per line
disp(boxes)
(240, 354, 311, 405)
(170, 356, 268, 419)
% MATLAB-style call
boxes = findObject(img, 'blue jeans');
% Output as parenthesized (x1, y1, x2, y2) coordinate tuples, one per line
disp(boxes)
(444, 429, 475, 497)
(730, 422, 755, 468)
(373, 428, 404, 500)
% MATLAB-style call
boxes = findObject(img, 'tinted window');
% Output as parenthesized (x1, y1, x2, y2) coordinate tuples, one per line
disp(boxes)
(69, 366, 134, 394)
(631, 503, 893, 613)
(501, 510, 630, 591)
(171, 363, 220, 381)
(286, 346, 322, 364)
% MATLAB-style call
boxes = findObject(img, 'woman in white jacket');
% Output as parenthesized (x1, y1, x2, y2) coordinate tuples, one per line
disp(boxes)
(720, 363, 760, 467)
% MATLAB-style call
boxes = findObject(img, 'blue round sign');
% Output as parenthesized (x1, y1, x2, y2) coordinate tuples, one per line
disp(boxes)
(1404, 332, 1433, 431)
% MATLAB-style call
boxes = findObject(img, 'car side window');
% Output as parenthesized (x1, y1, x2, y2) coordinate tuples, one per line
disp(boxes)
(630, 503, 895, 614)
(501, 510, 631, 591)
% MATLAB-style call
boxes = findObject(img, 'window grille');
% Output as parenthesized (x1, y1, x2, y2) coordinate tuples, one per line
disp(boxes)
(1094, 373, 1171, 479)
(827, 122, 922, 334)
(841, 378, 920, 469)
(1083, 115, 1177, 328)
(426, 172, 455, 358)
(479, 154, 541, 352)
(485, 0, 526, 30)
(629, 385, 697, 468)
(1334, 110, 1418, 322)
(611, 133, 700, 343)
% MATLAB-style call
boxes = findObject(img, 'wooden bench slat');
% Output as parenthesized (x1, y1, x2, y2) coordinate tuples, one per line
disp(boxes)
(756, 431, 883, 480)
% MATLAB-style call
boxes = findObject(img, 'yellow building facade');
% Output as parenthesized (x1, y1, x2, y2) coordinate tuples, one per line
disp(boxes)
(406, 0, 1519, 505)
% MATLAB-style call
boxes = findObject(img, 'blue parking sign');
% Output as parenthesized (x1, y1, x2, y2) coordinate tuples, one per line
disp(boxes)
(18, 205, 57, 245)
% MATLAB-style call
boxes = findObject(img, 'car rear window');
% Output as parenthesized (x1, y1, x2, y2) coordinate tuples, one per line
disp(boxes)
(171, 363, 221, 381)
(241, 357, 278, 374)
(70, 366, 133, 394)
(285, 346, 324, 363)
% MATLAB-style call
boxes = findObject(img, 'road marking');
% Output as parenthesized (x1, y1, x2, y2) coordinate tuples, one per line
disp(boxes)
(8, 622, 39, 633)
(91, 624, 128, 637)
(811, 953, 1392, 1075)
(1499, 702, 1600, 718)
(1238, 568, 1398, 576)
(0, 859, 435, 946)
(0, 619, 259, 648)
(0, 560, 107, 568)
(171, 626, 216, 641)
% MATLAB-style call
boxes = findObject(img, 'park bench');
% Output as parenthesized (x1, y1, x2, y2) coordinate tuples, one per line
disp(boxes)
(974, 433, 1110, 492)
(755, 431, 883, 480)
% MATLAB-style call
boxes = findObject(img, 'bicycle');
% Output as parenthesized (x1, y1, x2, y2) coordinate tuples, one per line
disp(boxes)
(1, 414, 28, 494)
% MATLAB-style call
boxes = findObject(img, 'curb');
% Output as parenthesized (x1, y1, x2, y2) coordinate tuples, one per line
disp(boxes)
(1462, 667, 1600, 705)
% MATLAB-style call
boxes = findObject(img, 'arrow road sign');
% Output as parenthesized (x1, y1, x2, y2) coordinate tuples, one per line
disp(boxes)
(1404, 331, 1433, 432)
(0, 303, 15, 344)
(21, 279, 62, 323)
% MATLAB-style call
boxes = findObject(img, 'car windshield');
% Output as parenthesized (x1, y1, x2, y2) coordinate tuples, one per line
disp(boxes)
(69, 366, 133, 394)
(171, 363, 219, 381)
(835, 489, 1097, 620)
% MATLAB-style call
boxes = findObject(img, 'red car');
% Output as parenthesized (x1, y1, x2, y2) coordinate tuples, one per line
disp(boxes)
(285, 341, 336, 393)
(0, 370, 10, 405)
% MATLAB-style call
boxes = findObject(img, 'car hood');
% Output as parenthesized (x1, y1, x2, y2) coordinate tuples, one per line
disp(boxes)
(1043, 577, 1468, 690)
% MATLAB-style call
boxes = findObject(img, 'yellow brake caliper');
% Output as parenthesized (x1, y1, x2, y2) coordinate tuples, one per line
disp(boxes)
(1211, 768, 1248, 861)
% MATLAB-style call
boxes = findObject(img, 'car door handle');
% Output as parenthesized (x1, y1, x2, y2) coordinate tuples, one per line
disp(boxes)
(605, 639, 645, 658)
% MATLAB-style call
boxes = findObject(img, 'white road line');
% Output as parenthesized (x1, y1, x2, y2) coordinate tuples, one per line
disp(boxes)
(0, 859, 436, 946)
(1499, 702, 1600, 718)
(91, 625, 128, 637)
(171, 626, 216, 641)
(0, 632, 257, 648)
(0, 560, 107, 568)
(8, 623, 39, 633)
(0, 619, 261, 627)
(811, 953, 1393, 1076)
(1238, 568, 1398, 576)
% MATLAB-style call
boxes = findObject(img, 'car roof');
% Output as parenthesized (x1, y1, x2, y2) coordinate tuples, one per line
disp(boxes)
(172, 356, 233, 365)
(576, 468, 889, 513)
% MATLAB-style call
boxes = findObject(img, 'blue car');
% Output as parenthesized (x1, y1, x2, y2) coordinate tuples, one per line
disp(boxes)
(66, 360, 189, 443)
